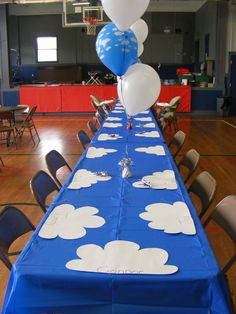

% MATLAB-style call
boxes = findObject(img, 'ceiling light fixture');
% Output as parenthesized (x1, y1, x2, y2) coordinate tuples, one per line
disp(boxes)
(72, 1, 90, 6)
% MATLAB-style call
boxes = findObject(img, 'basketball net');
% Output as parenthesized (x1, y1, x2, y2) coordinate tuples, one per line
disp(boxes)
(84, 16, 98, 35)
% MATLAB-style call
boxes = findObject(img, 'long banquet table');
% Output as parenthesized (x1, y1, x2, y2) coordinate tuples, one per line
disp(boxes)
(2, 106, 231, 314)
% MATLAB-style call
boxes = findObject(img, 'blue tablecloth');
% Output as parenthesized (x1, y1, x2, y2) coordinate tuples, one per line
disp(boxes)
(2, 108, 231, 314)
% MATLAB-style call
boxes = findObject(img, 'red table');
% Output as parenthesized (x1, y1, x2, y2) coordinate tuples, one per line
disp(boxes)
(19, 84, 191, 113)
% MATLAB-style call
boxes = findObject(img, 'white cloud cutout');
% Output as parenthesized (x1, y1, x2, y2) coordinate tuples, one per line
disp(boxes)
(98, 133, 122, 141)
(103, 122, 123, 128)
(39, 204, 105, 240)
(66, 240, 178, 275)
(68, 169, 111, 190)
(137, 123, 155, 128)
(135, 131, 160, 138)
(86, 147, 117, 159)
(134, 117, 152, 122)
(140, 202, 196, 235)
(135, 145, 166, 156)
(133, 170, 177, 190)
(140, 110, 149, 114)
(112, 110, 124, 113)
(106, 117, 122, 121)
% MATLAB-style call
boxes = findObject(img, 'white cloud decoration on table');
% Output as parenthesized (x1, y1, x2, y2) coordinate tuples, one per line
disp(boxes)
(39, 204, 105, 240)
(66, 240, 178, 275)
(68, 169, 111, 190)
(103, 122, 123, 128)
(137, 123, 155, 128)
(106, 117, 122, 121)
(134, 117, 152, 122)
(86, 147, 117, 159)
(133, 170, 177, 190)
(112, 110, 124, 113)
(98, 133, 123, 141)
(140, 202, 196, 235)
(135, 131, 160, 138)
(135, 145, 165, 156)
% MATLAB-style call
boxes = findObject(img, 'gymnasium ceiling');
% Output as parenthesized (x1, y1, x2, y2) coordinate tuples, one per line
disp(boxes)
(0, 0, 208, 13)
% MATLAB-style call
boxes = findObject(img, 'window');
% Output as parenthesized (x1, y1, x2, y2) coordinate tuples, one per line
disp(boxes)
(36, 36, 57, 62)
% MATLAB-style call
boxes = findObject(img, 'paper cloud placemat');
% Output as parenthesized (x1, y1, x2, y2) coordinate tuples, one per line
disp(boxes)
(97, 133, 123, 141)
(68, 169, 112, 189)
(134, 117, 152, 122)
(136, 123, 155, 128)
(112, 110, 124, 114)
(140, 202, 196, 235)
(135, 131, 160, 138)
(135, 145, 165, 156)
(133, 170, 177, 190)
(66, 240, 178, 275)
(86, 147, 117, 159)
(106, 117, 122, 121)
(103, 122, 123, 128)
(39, 204, 105, 240)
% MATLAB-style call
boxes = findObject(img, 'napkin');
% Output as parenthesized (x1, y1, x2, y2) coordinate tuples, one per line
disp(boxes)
(133, 170, 177, 190)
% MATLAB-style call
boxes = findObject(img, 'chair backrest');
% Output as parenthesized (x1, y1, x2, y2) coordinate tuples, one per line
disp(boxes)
(168, 130, 186, 158)
(0, 205, 35, 270)
(188, 171, 217, 218)
(204, 195, 236, 273)
(87, 120, 98, 136)
(169, 96, 181, 107)
(158, 118, 166, 132)
(45, 150, 72, 187)
(30, 170, 59, 213)
(97, 106, 106, 120)
(20, 106, 37, 127)
(90, 95, 101, 107)
(178, 148, 200, 183)
(91, 100, 98, 111)
(77, 130, 91, 150)
(96, 115, 104, 127)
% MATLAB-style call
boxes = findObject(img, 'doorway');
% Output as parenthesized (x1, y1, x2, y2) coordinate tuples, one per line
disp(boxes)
(229, 53, 236, 115)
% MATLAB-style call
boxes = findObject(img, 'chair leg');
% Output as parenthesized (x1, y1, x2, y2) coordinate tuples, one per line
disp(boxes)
(33, 125, 40, 142)
(0, 156, 4, 166)
(28, 127, 35, 145)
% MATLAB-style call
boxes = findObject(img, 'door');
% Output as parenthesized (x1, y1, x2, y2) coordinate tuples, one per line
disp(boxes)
(229, 53, 236, 115)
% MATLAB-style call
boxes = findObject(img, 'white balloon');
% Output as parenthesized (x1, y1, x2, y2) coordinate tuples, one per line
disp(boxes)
(118, 64, 161, 116)
(101, 0, 150, 32)
(138, 43, 144, 57)
(130, 19, 149, 44)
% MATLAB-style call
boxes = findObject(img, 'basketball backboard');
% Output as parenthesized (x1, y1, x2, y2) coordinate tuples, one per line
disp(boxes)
(62, 0, 109, 28)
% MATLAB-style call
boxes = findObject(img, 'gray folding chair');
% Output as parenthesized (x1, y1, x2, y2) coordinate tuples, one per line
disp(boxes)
(87, 120, 98, 136)
(203, 195, 236, 274)
(177, 149, 200, 183)
(188, 171, 217, 219)
(168, 130, 186, 158)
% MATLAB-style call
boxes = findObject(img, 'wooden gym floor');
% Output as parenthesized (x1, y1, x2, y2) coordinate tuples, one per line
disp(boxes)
(0, 114, 236, 313)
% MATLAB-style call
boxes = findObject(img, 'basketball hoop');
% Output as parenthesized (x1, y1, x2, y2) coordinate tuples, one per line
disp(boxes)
(84, 16, 98, 35)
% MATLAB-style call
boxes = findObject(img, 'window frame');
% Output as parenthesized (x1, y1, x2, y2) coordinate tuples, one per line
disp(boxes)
(36, 35, 58, 63)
